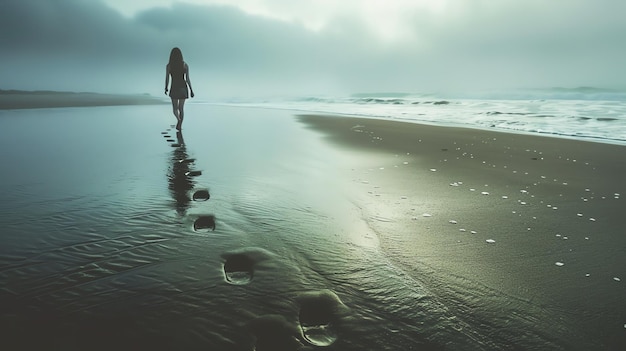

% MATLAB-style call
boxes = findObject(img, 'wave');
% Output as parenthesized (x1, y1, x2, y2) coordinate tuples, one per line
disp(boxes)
(213, 88, 626, 145)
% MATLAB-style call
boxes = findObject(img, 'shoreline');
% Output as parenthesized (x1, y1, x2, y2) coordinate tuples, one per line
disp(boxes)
(213, 102, 626, 147)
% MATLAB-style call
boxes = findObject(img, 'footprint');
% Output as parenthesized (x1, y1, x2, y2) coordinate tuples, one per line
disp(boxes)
(192, 189, 210, 201)
(193, 215, 216, 231)
(221, 248, 274, 285)
(222, 254, 254, 285)
(297, 290, 349, 347)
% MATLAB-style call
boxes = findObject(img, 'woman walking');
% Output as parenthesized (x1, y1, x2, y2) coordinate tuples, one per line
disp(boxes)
(165, 47, 194, 130)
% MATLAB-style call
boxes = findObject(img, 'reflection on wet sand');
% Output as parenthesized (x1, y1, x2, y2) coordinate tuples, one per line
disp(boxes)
(167, 131, 194, 215)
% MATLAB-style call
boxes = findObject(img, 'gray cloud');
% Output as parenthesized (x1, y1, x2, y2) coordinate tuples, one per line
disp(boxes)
(1, 0, 625, 97)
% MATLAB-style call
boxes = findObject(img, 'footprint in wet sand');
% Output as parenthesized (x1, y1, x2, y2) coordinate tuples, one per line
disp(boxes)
(221, 248, 274, 285)
(247, 314, 303, 351)
(193, 215, 216, 231)
(192, 189, 210, 201)
(222, 254, 254, 285)
(297, 290, 350, 347)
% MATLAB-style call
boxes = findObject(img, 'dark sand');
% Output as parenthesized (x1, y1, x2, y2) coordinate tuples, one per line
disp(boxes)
(298, 114, 626, 350)
(0, 90, 166, 109)
(0, 104, 624, 350)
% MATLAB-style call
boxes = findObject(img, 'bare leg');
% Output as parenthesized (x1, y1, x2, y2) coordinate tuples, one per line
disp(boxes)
(178, 99, 186, 128)
(171, 98, 180, 121)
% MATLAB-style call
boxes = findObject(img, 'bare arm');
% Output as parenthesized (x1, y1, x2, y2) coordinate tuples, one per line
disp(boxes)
(164, 64, 170, 95)
(185, 63, 194, 98)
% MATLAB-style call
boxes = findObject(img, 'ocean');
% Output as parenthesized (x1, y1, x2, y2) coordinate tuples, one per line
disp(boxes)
(214, 87, 626, 145)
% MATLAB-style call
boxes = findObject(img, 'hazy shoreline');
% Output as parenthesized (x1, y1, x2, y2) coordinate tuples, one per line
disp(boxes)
(0, 90, 166, 110)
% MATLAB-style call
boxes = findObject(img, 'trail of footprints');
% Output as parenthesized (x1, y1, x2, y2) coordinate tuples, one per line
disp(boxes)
(161, 127, 346, 349)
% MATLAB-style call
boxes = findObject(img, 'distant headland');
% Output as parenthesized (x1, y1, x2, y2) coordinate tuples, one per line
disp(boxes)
(0, 90, 167, 110)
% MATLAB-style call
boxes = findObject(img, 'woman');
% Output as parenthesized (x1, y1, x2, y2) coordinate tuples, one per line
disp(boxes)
(165, 47, 194, 130)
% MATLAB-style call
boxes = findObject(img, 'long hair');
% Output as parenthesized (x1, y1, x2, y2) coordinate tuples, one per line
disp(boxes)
(168, 47, 184, 72)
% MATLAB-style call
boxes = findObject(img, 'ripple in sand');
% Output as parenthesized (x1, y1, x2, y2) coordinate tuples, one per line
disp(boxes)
(449, 220, 458, 224)
(193, 215, 216, 231)
(422, 213, 432, 217)
(486, 239, 496, 244)
(248, 315, 303, 351)
(430, 168, 437, 172)
(298, 290, 348, 347)
(192, 189, 210, 201)
(555, 262, 565, 267)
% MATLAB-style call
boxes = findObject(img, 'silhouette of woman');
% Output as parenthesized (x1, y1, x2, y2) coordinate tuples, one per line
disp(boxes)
(165, 47, 194, 130)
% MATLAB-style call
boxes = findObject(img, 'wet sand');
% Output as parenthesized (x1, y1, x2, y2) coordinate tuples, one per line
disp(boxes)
(299, 114, 626, 350)
(0, 104, 624, 350)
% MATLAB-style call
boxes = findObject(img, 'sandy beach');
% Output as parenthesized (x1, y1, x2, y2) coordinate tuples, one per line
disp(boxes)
(0, 102, 624, 350)
(299, 114, 626, 349)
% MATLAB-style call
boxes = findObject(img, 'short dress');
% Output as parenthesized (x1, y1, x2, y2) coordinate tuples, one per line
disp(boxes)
(168, 63, 189, 99)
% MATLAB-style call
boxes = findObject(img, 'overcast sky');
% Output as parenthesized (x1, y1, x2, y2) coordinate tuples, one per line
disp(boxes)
(2, 0, 625, 98)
